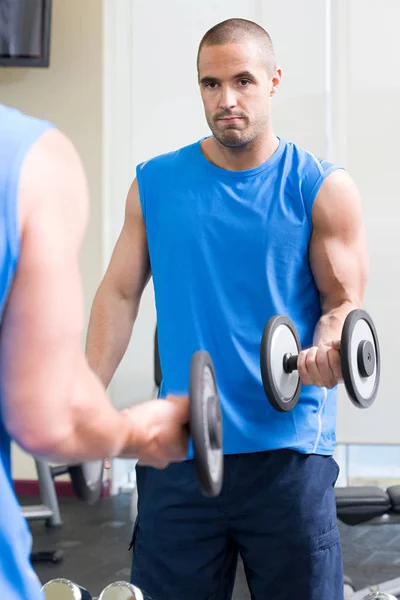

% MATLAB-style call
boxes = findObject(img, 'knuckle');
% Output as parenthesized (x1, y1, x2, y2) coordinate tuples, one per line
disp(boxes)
(305, 351, 314, 367)
(296, 352, 304, 369)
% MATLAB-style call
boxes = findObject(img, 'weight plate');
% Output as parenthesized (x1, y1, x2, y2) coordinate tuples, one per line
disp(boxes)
(260, 315, 302, 412)
(68, 460, 104, 505)
(190, 351, 223, 497)
(341, 309, 381, 409)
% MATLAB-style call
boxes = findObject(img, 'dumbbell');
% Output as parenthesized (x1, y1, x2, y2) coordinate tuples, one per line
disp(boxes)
(343, 576, 397, 600)
(364, 594, 397, 600)
(68, 351, 223, 502)
(41, 579, 147, 600)
(260, 309, 381, 412)
(41, 579, 92, 600)
(99, 580, 146, 599)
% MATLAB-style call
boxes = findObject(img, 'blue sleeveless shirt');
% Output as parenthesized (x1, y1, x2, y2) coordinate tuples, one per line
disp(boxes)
(137, 137, 343, 458)
(0, 104, 53, 600)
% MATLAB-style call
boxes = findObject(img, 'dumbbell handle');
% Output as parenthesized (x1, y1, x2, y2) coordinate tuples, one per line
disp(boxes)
(283, 353, 299, 374)
(283, 342, 343, 375)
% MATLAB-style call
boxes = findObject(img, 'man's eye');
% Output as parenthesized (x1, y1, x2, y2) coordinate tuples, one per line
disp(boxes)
(206, 82, 219, 89)
(239, 79, 251, 87)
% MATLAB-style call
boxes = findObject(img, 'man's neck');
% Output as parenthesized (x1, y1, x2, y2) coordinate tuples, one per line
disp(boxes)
(202, 131, 280, 172)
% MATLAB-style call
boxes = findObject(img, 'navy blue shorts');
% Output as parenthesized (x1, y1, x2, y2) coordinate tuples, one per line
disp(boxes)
(130, 450, 342, 600)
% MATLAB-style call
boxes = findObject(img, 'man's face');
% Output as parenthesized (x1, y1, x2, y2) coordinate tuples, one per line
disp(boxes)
(198, 41, 280, 148)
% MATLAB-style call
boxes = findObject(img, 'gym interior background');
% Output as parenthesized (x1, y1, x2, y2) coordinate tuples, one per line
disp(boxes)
(1, 0, 400, 597)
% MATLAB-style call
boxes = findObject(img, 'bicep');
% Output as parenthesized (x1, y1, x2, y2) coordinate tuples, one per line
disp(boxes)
(101, 178, 151, 305)
(0, 129, 89, 448)
(309, 169, 369, 312)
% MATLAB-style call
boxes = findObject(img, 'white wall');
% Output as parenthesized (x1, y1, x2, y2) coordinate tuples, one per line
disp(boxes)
(334, 0, 400, 444)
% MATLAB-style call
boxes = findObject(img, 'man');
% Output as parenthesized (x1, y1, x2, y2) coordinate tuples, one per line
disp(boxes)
(0, 104, 190, 600)
(86, 18, 368, 600)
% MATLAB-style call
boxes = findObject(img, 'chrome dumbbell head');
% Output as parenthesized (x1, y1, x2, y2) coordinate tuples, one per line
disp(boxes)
(363, 592, 397, 600)
(99, 581, 146, 599)
(41, 579, 92, 599)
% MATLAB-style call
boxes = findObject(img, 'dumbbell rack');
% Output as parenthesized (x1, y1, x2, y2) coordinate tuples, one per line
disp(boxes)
(22, 459, 67, 564)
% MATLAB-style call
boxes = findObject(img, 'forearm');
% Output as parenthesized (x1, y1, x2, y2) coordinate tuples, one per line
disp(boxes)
(313, 299, 363, 346)
(85, 283, 137, 388)
(7, 354, 137, 463)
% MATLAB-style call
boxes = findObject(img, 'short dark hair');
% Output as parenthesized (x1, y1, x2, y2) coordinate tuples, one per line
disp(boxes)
(197, 18, 276, 76)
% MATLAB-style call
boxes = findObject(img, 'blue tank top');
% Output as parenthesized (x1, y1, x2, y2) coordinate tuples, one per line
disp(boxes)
(0, 104, 54, 600)
(137, 137, 343, 458)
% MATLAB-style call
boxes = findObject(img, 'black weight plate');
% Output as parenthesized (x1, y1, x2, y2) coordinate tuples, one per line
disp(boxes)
(189, 351, 223, 497)
(341, 309, 381, 409)
(260, 315, 302, 412)
(154, 327, 162, 388)
(68, 460, 104, 505)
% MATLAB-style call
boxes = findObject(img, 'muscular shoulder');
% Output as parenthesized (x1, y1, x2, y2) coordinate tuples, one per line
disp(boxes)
(281, 139, 345, 220)
(312, 168, 363, 235)
(137, 140, 199, 177)
(283, 140, 341, 181)
(19, 128, 89, 231)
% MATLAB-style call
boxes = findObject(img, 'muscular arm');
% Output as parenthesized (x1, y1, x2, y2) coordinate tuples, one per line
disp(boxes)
(85, 178, 151, 387)
(0, 131, 188, 467)
(310, 169, 368, 342)
(297, 169, 368, 388)
(0, 129, 134, 462)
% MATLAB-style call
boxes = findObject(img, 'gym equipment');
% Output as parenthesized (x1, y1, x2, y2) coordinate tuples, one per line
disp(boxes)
(154, 328, 223, 498)
(41, 579, 150, 600)
(22, 459, 103, 525)
(260, 309, 380, 412)
(22, 459, 64, 565)
(30, 459, 104, 506)
(73, 350, 224, 501)
(190, 350, 223, 497)
(364, 595, 397, 600)
(22, 460, 63, 528)
(41, 578, 92, 599)
(154, 327, 162, 390)
(346, 588, 398, 599)
(99, 581, 145, 599)
(22, 458, 103, 566)
(337, 485, 400, 599)
(68, 461, 104, 504)
(41, 573, 400, 600)
(31, 338, 222, 518)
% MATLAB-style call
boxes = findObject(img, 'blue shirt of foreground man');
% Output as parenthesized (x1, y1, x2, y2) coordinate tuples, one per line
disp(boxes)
(0, 104, 189, 599)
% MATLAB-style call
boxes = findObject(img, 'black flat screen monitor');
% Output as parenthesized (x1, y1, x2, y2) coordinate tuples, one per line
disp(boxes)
(0, 0, 52, 67)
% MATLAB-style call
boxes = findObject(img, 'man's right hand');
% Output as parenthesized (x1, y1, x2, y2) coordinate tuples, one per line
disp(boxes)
(119, 395, 190, 469)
